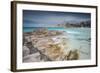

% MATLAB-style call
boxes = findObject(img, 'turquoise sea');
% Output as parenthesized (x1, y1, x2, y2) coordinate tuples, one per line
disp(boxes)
(23, 27, 90, 40)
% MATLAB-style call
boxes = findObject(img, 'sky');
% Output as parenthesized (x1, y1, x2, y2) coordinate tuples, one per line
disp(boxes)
(23, 10, 91, 27)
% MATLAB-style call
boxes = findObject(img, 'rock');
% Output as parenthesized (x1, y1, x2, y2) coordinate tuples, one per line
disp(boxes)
(30, 47, 39, 54)
(31, 28, 63, 37)
(23, 46, 30, 57)
(25, 36, 32, 42)
(23, 28, 80, 61)
(67, 49, 79, 60)
(26, 42, 39, 54)
(23, 52, 41, 62)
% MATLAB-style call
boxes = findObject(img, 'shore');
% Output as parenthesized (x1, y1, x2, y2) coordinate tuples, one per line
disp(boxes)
(23, 28, 90, 62)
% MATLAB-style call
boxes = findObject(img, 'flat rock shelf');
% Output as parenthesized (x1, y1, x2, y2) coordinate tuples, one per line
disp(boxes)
(23, 28, 90, 62)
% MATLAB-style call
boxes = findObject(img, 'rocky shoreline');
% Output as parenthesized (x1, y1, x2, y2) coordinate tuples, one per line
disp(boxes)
(23, 28, 79, 62)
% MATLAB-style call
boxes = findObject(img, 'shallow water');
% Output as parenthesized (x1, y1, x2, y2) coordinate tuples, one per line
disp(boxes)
(23, 27, 91, 60)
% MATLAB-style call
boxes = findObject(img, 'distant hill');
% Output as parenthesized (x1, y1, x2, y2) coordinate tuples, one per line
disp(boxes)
(23, 20, 91, 28)
(57, 20, 91, 28)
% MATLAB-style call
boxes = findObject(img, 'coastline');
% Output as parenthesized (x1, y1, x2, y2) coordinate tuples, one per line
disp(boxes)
(23, 27, 91, 62)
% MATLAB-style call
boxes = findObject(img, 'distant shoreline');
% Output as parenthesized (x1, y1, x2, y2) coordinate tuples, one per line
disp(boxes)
(23, 27, 90, 33)
(23, 27, 91, 28)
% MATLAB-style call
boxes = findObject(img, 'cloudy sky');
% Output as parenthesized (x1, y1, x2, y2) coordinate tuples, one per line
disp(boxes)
(23, 10, 91, 27)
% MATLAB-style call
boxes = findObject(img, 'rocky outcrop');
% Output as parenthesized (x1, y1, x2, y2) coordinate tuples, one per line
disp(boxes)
(23, 52, 41, 62)
(23, 28, 79, 62)
(23, 46, 30, 57)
